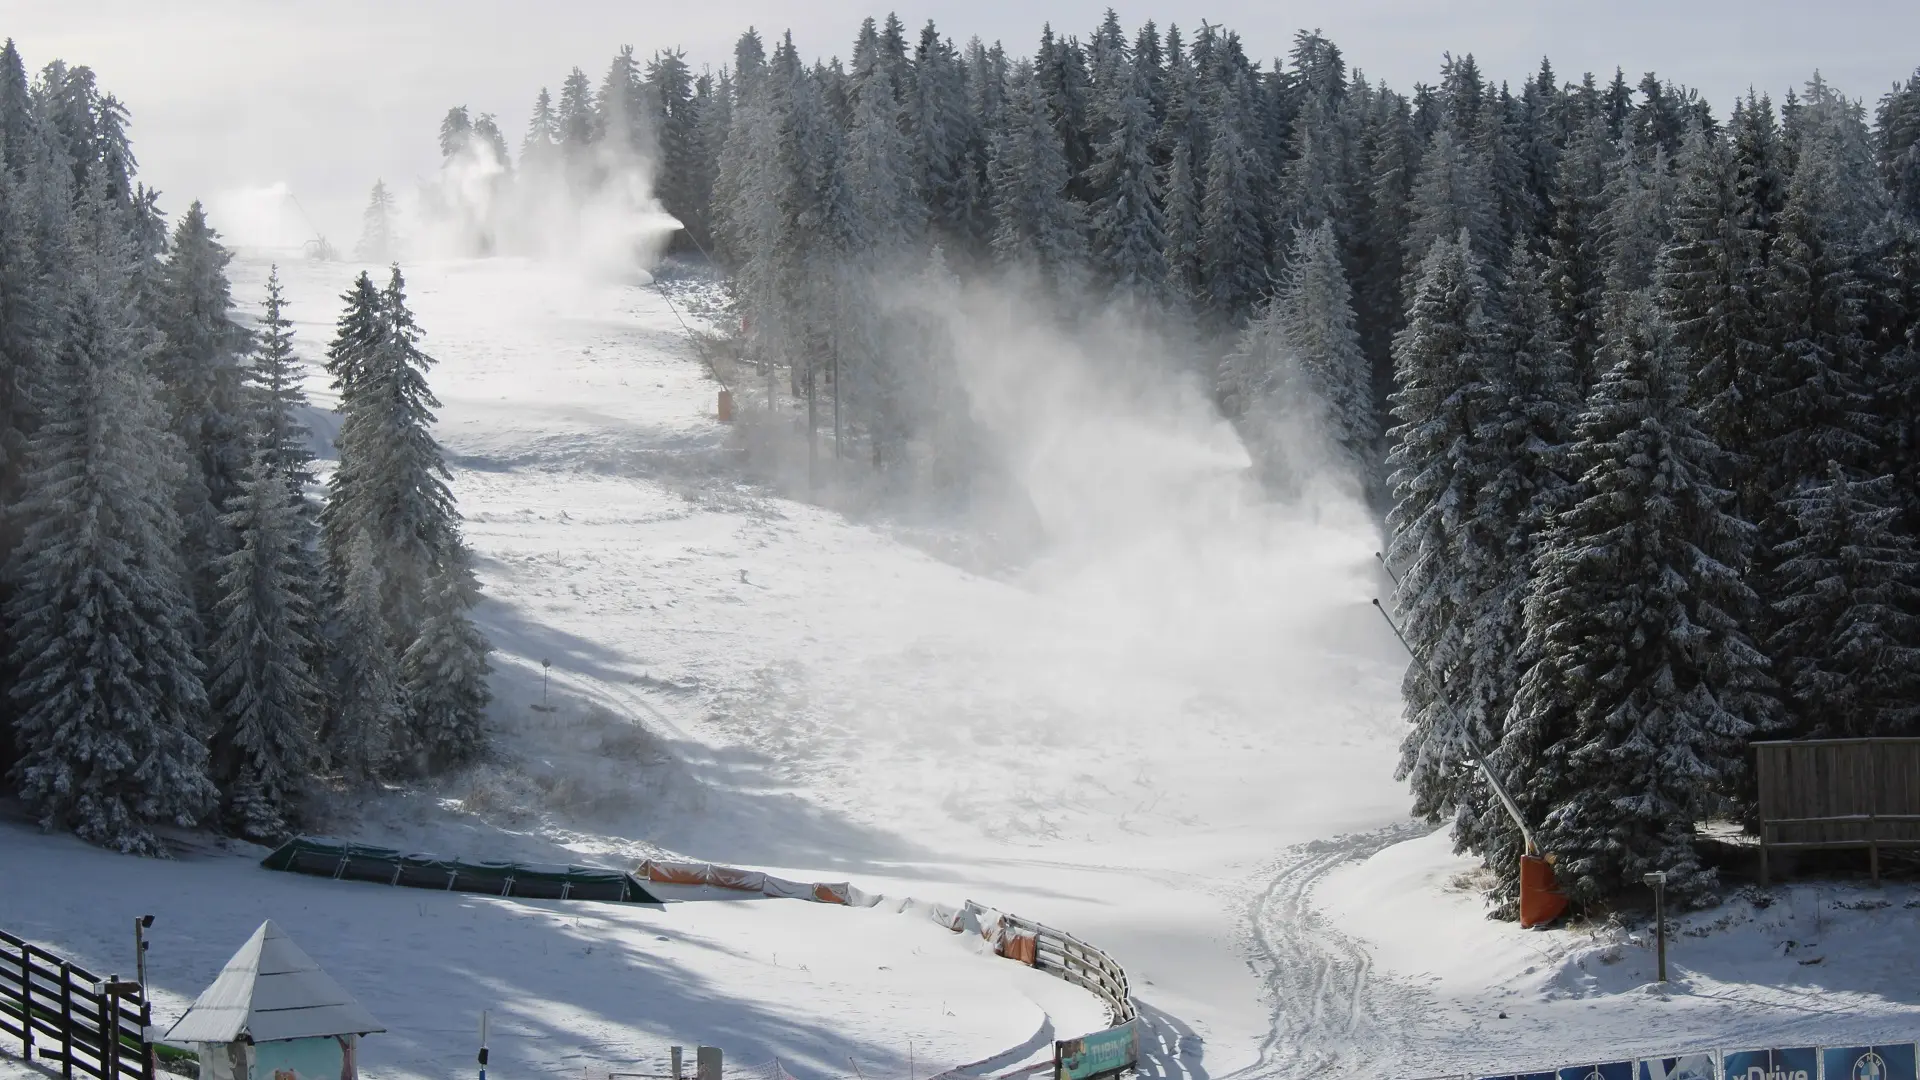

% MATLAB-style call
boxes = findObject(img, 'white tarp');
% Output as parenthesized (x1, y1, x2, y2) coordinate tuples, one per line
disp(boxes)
(165, 920, 384, 1044)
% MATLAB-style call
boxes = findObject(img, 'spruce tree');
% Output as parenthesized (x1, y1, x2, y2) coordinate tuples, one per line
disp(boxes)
(1385, 232, 1499, 830)
(402, 541, 492, 770)
(1272, 220, 1373, 463)
(1504, 298, 1779, 907)
(989, 66, 1086, 292)
(1662, 122, 1773, 529)
(1768, 464, 1920, 738)
(843, 60, 919, 252)
(355, 180, 397, 262)
(6, 199, 214, 854)
(1086, 58, 1169, 308)
(248, 267, 316, 492)
(155, 201, 251, 633)
(1200, 96, 1266, 324)
(325, 529, 399, 782)
(209, 449, 321, 841)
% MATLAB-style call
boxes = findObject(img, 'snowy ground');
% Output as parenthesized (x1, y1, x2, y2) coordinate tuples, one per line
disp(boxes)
(0, 820, 1104, 1080)
(4, 248, 1909, 1080)
(1306, 830, 1920, 1077)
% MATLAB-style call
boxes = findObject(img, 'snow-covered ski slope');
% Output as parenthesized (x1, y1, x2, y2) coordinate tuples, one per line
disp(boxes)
(242, 249, 1410, 1078)
(8, 250, 1911, 1080)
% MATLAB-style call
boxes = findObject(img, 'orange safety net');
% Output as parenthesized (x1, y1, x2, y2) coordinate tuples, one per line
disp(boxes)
(999, 932, 1038, 966)
(636, 859, 864, 906)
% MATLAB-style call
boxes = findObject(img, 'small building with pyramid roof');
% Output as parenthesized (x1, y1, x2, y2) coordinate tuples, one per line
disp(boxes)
(165, 921, 383, 1080)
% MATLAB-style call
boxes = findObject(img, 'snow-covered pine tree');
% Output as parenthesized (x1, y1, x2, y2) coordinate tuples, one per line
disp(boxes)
(843, 58, 919, 253)
(989, 64, 1087, 293)
(1761, 89, 1882, 508)
(1086, 57, 1169, 309)
(318, 271, 384, 586)
(209, 447, 321, 841)
(0, 115, 51, 783)
(1661, 121, 1773, 530)
(646, 49, 702, 245)
(1402, 126, 1496, 304)
(556, 66, 598, 172)
(1161, 133, 1202, 305)
(1200, 89, 1266, 324)
(1271, 220, 1374, 464)
(1881, 70, 1920, 224)
(910, 23, 979, 249)
(324, 529, 399, 782)
(1037, 25, 1097, 203)
(1768, 464, 1920, 738)
(6, 190, 214, 854)
(248, 267, 316, 492)
(0, 39, 29, 173)
(1548, 111, 1617, 385)
(356, 268, 461, 652)
(1451, 235, 1582, 867)
(355, 180, 397, 262)
(1384, 232, 1500, 833)
(1504, 297, 1779, 907)
(154, 201, 251, 636)
(521, 87, 559, 173)
(401, 539, 492, 770)
(438, 105, 473, 161)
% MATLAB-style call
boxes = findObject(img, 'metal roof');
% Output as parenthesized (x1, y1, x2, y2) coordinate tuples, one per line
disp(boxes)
(163, 920, 384, 1044)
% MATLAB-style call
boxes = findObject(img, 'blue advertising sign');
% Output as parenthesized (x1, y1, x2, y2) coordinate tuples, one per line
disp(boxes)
(1640, 1055, 1716, 1080)
(1478, 1071, 1557, 1080)
(1822, 1045, 1919, 1080)
(1723, 1048, 1817, 1080)
(1559, 1062, 1634, 1080)
(1055, 1021, 1138, 1080)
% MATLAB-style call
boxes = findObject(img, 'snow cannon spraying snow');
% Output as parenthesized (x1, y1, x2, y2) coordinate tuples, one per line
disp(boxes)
(1370, 596, 1569, 929)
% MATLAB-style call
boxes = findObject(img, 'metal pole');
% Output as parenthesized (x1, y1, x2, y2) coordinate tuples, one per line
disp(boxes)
(1373, 551, 1400, 588)
(1654, 879, 1667, 982)
(1371, 599, 1537, 856)
(478, 1010, 489, 1080)
(1641, 871, 1668, 982)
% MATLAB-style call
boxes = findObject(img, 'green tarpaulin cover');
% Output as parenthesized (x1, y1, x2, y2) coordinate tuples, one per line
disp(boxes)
(262, 837, 663, 904)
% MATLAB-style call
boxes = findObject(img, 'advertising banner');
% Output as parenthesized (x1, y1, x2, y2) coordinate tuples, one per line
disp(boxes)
(1723, 1047, 1817, 1080)
(1558, 1062, 1635, 1080)
(1821, 1045, 1919, 1080)
(1055, 1021, 1138, 1080)
(1641, 1055, 1717, 1080)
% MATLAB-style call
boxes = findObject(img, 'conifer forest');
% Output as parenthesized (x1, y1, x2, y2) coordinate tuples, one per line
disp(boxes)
(7, 11, 1920, 915)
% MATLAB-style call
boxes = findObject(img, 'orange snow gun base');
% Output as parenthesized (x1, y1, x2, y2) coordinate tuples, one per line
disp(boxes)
(1518, 852, 1568, 929)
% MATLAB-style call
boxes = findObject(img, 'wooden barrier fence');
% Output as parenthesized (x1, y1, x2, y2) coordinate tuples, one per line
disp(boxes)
(0, 928, 154, 1080)
(1755, 737, 1920, 884)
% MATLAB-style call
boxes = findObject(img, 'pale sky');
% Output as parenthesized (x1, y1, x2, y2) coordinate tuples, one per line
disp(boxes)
(9, 1, 1919, 247)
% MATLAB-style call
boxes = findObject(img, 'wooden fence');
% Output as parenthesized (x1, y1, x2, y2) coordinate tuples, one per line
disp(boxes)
(1754, 737, 1920, 883)
(0, 928, 154, 1080)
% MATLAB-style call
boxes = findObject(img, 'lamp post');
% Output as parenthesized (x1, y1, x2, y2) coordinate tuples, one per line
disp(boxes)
(133, 915, 153, 997)
(1641, 872, 1668, 983)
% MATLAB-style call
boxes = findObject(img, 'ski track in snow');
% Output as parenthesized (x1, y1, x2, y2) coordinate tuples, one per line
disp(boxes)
(1230, 823, 1433, 1080)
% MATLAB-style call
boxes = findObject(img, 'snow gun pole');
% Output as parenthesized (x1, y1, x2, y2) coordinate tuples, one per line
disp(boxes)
(1369, 598, 1535, 857)
(1374, 552, 1399, 589)
(478, 1010, 489, 1080)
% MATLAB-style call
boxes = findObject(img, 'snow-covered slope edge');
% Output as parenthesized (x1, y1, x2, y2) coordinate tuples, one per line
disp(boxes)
(1309, 829, 1920, 1077)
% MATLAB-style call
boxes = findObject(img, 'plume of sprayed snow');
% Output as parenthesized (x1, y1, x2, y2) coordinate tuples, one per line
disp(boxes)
(406, 137, 680, 280)
(865, 268, 1393, 680)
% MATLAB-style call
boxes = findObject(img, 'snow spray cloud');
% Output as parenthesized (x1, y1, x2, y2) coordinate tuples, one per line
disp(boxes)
(868, 266, 1398, 716)
(406, 134, 680, 278)
(743, 263, 1414, 849)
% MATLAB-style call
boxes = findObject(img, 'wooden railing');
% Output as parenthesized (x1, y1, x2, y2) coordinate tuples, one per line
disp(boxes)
(0, 928, 154, 1080)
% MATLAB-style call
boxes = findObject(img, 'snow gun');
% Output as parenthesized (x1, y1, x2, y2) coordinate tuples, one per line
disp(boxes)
(1370, 595, 1569, 929)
